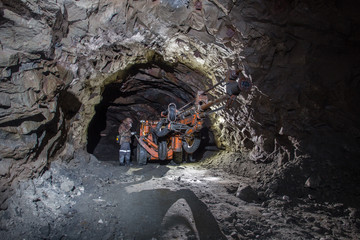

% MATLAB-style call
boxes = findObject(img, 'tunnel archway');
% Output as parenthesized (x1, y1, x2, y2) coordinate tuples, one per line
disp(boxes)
(86, 60, 218, 162)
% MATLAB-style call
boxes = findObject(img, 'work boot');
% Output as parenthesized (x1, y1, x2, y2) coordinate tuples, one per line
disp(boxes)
(187, 155, 195, 163)
(169, 160, 179, 166)
(125, 162, 133, 167)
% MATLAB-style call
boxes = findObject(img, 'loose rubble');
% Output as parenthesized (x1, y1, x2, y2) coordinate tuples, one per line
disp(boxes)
(1, 153, 359, 239)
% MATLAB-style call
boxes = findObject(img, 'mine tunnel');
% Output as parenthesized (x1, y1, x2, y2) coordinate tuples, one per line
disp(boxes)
(1, 0, 360, 239)
(87, 61, 218, 162)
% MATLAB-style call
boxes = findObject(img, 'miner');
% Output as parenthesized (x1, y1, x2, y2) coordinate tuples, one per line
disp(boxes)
(118, 117, 134, 166)
(225, 66, 251, 96)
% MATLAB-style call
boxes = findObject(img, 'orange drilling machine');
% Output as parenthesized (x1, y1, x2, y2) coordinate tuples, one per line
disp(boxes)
(135, 73, 251, 164)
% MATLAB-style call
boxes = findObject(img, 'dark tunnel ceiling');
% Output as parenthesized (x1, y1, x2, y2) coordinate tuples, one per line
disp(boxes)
(87, 62, 217, 161)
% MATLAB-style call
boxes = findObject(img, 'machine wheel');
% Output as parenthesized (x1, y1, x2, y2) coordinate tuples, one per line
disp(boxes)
(155, 119, 170, 137)
(151, 132, 158, 145)
(168, 103, 177, 122)
(137, 144, 147, 165)
(183, 137, 201, 154)
(158, 141, 168, 160)
(173, 151, 183, 164)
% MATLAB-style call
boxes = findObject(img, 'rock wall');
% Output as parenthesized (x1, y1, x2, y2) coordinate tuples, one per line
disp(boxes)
(1, 0, 360, 206)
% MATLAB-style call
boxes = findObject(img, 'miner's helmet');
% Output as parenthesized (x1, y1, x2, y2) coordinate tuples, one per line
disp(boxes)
(124, 118, 133, 124)
(229, 65, 243, 80)
(229, 69, 238, 80)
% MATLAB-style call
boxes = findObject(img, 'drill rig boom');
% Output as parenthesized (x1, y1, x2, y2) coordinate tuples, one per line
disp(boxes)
(136, 79, 245, 164)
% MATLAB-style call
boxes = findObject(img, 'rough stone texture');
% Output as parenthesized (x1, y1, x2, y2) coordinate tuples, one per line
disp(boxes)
(2, 155, 359, 240)
(160, 198, 200, 239)
(0, 0, 360, 210)
(87, 62, 212, 161)
(236, 184, 258, 203)
(304, 175, 321, 189)
(60, 179, 75, 192)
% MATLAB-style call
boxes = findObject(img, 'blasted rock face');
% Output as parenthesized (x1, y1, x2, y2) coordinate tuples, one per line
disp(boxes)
(0, 0, 360, 207)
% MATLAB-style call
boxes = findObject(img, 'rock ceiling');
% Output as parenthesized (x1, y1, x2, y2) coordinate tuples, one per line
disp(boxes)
(1, 0, 360, 208)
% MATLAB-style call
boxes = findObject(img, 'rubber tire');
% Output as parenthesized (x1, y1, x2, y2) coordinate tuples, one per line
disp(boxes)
(155, 119, 170, 137)
(168, 104, 176, 122)
(183, 137, 201, 154)
(137, 144, 147, 165)
(173, 151, 183, 164)
(152, 132, 158, 145)
(158, 141, 167, 160)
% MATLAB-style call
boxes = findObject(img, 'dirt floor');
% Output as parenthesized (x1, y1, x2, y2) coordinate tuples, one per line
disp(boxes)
(0, 151, 359, 240)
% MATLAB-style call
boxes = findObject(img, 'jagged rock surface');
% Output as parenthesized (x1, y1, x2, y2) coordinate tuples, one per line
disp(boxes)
(1, 154, 359, 240)
(0, 0, 360, 211)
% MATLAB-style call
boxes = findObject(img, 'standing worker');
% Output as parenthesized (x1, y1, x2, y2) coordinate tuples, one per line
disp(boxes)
(118, 117, 134, 166)
(225, 66, 252, 96)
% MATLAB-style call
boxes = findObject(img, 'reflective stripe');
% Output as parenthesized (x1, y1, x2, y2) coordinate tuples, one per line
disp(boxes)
(119, 150, 131, 153)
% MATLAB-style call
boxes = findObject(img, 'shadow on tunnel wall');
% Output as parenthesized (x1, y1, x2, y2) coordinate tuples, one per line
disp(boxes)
(35, 90, 82, 159)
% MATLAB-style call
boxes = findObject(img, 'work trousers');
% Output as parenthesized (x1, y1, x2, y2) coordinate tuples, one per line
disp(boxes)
(119, 142, 131, 165)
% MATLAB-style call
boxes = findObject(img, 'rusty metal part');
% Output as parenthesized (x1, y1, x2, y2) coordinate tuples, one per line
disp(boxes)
(200, 95, 229, 111)
(178, 80, 225, 111)
(135, 75, 239, 162)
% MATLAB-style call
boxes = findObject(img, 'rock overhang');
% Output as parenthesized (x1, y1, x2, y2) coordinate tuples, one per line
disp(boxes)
(85, 56, 219, 161)
(1, 0, 360, 209)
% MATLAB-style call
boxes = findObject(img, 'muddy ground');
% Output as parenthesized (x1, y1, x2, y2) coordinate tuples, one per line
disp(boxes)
(0, 151, 359, 240)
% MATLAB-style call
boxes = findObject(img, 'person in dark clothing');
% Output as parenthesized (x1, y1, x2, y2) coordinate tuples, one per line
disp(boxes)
(118, 118, 133, 166)
(225, 67, 252, 96)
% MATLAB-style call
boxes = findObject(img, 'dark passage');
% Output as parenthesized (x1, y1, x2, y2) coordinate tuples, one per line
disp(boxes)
(86, 61, 217, 162)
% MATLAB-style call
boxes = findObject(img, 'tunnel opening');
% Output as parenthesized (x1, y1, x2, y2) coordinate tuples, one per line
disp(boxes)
(86, 60, 219, 163)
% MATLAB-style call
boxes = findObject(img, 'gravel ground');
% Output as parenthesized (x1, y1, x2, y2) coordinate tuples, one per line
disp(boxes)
(0, 152, 359, 240)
